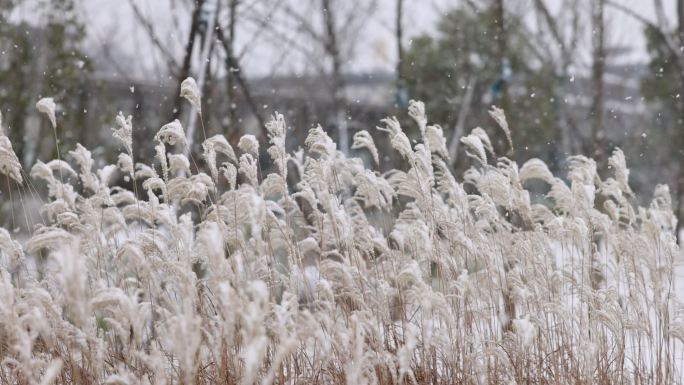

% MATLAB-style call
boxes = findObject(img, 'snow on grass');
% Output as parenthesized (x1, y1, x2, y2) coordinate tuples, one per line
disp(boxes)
(0, 99, 683, 384)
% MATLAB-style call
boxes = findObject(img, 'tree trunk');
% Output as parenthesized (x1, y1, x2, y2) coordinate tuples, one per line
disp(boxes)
(225, 0, 239, 131)
(591, 0, 605, 165)
(492, 1, 517, 334)
(493, 0, 511, 156)
(447, 76, 476, 164)
(184, 0, 219, 156)
(532, 0, 577, 163)
(676, 0, 684, 234)
(216, 26, 267, 139)
(171, 0, 204, 120)
(201, 1, 221, 136)
(321, 0, 348, 154)
(395, 0, 404, 83)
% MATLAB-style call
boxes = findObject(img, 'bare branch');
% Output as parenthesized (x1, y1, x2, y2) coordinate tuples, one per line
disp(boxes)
(216, 25, 267, 135)
(127, 0, 180, 74)
(654, 0, 672, 32)
(532, 0, 568, 59)
(235, 0, 287, 60)
(447, 76, 476, 163)
(240, 11, 322, 63)
(606, 0, 681, 60)
(170, 0, 204, 120)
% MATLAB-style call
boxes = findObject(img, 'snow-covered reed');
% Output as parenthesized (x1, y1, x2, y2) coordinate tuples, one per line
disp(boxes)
(1, 98, 683, 384)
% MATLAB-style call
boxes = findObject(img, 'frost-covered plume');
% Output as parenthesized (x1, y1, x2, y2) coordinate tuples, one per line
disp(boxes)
(0, 127, 23, 183)
(111, 112, 133, 155)
(155, 141, 169, 181)
(239, 153, 258, 186)
(424, 124, 449, 159)
(221, 161, 238, 190)
(351, 130, 379, 166)
(238, 134, 259, 156)
(376, 117, 413, 161)
(180, 77, 202, 113)
(266, 112, 289, 178)
(305, 124, 336, 158)
(354, 169, 394, 209)
(566, 155, 598, 213)
(0, 228, 24, 270)
(460, 127, 490, 165)
(203, 134, 237, 182)
(36, 97, 57, 129)
(0, 100, 683, 385)
(30, 159, 78, 205)
(156, 119, 188, 151)
(116, 153, 133, 179)
(168, 153, 190, 176)
(519, 158, 555, 184)
(68, 144, 100, 192)
(489, 105, 513, 151)
(408, 99, 427, 135)
(608, 147, 632, 196)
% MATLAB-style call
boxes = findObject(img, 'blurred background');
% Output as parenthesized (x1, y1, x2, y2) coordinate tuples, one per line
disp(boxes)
(1, 0, 683, 223)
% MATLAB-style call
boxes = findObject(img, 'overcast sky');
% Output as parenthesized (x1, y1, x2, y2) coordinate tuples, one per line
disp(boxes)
(14, 0, 668, 81)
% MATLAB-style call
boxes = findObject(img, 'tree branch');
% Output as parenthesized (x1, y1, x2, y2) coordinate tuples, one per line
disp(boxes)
(216, 25, 267, 136)
(127, 0, 180, 75)
(606, 0, 681, 60)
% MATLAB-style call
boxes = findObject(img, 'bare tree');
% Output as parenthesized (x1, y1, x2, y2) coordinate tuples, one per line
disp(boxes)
(493, 0, 509, 112)
(446, 76, 476, 162)
(225, 0, 239, 129)
(127, 0, 181, 76)
(590, 0, 606, 164)
(395, 0, 404, 87)
(609, 0, 684, 230)
(490, 0, 513, 158)
(126, 0, 268, 143)
(262, 0, 377, 154)
(184, 0, 220, 154)
(530, 0, 582, 159)
(320, 0, 349, 153)
(172, 0, 204, 120)
(215, 25, 266, 136)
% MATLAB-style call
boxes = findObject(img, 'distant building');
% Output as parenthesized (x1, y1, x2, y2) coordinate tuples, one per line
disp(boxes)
(1, 27, 666, 196)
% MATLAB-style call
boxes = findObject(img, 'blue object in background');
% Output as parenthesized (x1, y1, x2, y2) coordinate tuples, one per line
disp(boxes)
(396, 83, 409, 108)
(491, 58, 512, 99)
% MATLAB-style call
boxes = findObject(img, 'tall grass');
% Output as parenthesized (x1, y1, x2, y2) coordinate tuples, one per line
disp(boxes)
(0, 98, 683, 384)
